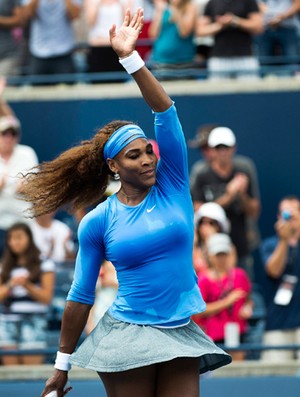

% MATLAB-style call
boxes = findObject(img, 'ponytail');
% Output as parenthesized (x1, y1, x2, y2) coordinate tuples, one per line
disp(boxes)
(20, 120, 133, 217)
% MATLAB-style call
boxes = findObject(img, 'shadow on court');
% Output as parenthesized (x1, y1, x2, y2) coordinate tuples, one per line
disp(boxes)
(0, 376, 300, 397)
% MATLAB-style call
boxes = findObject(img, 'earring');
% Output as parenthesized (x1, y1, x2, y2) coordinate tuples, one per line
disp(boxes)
(114, 173, 120, 180)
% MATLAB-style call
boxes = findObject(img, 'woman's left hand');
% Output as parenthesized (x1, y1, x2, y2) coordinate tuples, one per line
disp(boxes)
(109, 8, 144, 58)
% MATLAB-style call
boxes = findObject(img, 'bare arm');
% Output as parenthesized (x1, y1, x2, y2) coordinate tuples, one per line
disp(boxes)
(41, 301, 92, 397)
(23, 271, 55, 304)
(196, 15, 222, 37)
(195, 289, 247, 317)
(265, 220, 293, 278)
(148, 0, 167, 38)
(268, 0, 300, 26)
(65, 0, 82, 20)
(110, 8, 172, 112)
(0, 6, 26, 28)
(21, 0, 39, 20)
(197, 11, 263, 37)
(226, 12, 264, 35)
(0, 78, 15, 117)
(170, 2, 197, 38)
(84, 0, 100, 26)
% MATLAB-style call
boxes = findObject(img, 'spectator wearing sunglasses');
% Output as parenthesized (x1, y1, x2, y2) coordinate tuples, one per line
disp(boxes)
(193, 201, 236, 275)
(191, 126, 260, 279)
(0, 87, 38, 256)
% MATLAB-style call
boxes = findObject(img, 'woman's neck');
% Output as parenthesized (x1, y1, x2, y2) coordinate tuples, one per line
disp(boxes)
(117, 186, 151, 206)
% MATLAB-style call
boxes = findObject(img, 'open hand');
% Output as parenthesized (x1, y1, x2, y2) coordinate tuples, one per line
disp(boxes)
(109, 8, 144, 58)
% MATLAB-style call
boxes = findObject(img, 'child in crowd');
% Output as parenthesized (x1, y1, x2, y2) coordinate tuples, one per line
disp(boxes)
(0, 223, 55, 365)
(194, 233, 253, 360)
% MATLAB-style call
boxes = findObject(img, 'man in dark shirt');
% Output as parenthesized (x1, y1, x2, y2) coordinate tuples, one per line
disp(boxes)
(191, 126, 260, 276)
(196, 0, 263, 78)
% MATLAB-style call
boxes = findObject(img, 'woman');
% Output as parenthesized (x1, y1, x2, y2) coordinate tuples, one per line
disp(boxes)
(84, 0, 127, 75)
(0, 222, 55, 365)
(193, 202, 236, 275)
(21, 8, 231, 397)
(148, 0, 198, 79)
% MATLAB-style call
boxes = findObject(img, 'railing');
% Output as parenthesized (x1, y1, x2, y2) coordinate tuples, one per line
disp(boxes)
(5, 53, 300, 86)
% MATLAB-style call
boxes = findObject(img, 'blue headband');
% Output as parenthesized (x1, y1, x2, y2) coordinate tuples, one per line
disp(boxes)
(104, 124, 147, 160)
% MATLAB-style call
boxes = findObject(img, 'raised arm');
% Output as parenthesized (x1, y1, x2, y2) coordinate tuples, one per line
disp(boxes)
(109, 8, 172, 113)
(0, 78, 16, 117)
(65, 0, 82, 21)
(0, 5, 25, 28)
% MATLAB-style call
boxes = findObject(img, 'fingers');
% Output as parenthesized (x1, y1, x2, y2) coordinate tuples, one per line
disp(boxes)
(123, 8, 131, 26)
(63, 386, 72, 395)
(130, 7, 144, 32)
(109, 24, 116, 40)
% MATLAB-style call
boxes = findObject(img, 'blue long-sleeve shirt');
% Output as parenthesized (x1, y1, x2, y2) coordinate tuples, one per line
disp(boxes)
(67, 104, 206, 326)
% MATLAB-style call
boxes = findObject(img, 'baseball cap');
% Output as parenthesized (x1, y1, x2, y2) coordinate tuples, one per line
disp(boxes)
(194, 202, 230, 233)
(0, 115, 21, 135)
(208, 127, 236, 148)
(188, 124, 219, 148)
(207, 233, 232, 255)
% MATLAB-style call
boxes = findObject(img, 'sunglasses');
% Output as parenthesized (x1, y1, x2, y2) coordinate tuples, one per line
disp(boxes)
(1, 129, 18, 137)
(199, 218, 219, 227)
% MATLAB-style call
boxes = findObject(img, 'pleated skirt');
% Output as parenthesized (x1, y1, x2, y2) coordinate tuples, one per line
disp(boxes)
(70, 311, 232, 373)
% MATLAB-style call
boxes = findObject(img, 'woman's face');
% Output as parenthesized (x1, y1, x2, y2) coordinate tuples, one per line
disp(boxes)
(7, 229, 30, 256)
(209, 252, 230, 271)
(198, 217, 221, 241)
(110, 138, 158, 190)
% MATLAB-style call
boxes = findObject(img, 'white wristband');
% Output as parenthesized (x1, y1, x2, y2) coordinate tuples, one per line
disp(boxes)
(54, 351, 72, 372)
(119, 50, 145, 74)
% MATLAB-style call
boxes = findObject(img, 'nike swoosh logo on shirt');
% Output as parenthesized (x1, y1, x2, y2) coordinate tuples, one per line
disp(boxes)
(146, 205, 156, 213)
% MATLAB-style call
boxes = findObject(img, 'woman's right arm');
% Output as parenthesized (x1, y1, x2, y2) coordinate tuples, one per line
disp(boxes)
(41, 301, 92, 397)
(41, 211, 104, 397)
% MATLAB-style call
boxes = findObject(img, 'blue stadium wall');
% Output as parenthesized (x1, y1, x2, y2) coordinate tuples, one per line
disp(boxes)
(11, 88, 300, 282)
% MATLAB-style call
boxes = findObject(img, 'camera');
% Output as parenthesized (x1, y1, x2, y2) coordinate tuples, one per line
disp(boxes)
(281, 210, 291, 221)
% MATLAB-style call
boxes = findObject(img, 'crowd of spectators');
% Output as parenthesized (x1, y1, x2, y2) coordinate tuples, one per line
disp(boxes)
(0, 3, 299, 367)
(1, 0, 300, 82)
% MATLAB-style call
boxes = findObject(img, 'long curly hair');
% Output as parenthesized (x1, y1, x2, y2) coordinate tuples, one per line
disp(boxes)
(20, 120, 134, 217)
(0, 223, 41, 283)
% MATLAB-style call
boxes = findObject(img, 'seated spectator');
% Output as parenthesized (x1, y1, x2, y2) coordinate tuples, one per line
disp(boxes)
(194, 233, 253, 361)
(0, 0, 25, 77)
(21, 0, 82, 78)
(0, 81, 39, 255)
(196, 0, 263, 79)
(193, 202, 235, 275)
(31, 212, 76, 264)
(148, 0, 198, 80)
(260, 195, 300, 361)
(0, 222, 55, 365)
(83, 0, 126, 78)
(256, 0, 300, 72)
